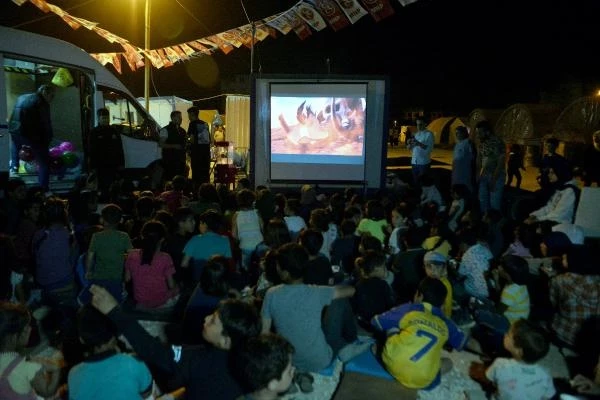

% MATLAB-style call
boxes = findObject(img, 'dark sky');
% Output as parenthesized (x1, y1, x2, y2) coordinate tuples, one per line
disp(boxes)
(2, 0, 600, 117)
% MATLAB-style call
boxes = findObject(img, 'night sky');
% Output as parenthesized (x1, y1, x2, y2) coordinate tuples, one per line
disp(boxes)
(1, 0, 600, 118)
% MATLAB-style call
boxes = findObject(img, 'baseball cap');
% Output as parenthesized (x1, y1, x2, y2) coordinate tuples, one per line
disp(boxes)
(424, 251, 447, 264)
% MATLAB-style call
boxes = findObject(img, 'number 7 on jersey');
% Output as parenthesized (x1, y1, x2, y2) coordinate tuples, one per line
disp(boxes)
(410, 329, 438, 362)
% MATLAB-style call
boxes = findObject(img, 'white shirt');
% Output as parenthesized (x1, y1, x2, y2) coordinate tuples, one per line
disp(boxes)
(530, 180, 578, 224)
(409, 130, 435, 165)
(486, 358, 555, 400)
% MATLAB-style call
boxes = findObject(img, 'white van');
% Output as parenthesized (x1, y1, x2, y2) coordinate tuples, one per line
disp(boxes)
(0, 26, 162, 192)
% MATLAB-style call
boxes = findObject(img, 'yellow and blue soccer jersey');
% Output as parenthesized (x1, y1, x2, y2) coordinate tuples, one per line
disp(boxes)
(372, 302, 467, 389)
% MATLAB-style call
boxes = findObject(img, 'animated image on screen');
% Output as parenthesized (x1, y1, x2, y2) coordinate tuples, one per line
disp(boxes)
(270, 96, 366, 157)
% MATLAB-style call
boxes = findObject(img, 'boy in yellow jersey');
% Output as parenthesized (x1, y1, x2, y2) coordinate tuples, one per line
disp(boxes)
(371, 277, 468, 390)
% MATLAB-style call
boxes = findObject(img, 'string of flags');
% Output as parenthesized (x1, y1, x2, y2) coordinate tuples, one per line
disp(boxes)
(11, 0, 421, 74)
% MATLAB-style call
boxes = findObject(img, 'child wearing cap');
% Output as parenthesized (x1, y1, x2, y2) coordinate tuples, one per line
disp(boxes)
(423, 251, 452, 318)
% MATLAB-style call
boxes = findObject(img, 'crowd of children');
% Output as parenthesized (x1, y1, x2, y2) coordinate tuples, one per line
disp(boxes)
(0, 159, 598, 399)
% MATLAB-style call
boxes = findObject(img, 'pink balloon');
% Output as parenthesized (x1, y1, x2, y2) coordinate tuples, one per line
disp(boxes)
(49, 147, 63, 158)
(58, 141, 75, 152)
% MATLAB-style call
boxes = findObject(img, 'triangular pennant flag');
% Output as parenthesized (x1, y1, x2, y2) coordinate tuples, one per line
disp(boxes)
(254, 24, 270, 41)
(112, 53, 122, 74)
(285, 10, 312, 40)
(206, 35, 234, 54)
(12, 0, 29, 6)
(358, 0, 395, 22)
(29, 0, 50, 13)
(72, 16, 98, 30)
(334, 0, 368, 24)
(46, 3, 65, 17)
(179, 43, 196, 56)
(170, 45, 188, 60)
(295, 2, 328, 31)
(312, 0, 351, 31)
(61, 14, 82, 30)
(218, 31, 243, 48)
(198, 38, 220, 51)
(187, 40, 211, 54)
(165, 46, 181, 62)
(146, 50, 164, 68)
(265, 13, 293, 35)
(157, 49, 173, 67)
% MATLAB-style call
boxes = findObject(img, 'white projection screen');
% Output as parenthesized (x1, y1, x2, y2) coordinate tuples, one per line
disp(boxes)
(251, 75, 389, 191)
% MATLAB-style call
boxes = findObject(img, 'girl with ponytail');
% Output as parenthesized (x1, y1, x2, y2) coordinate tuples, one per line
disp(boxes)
(124, 221, 179, 309)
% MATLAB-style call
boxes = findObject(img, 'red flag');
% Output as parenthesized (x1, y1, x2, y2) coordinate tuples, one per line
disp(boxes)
(187, 40, 211, 54)
(157, 49, 173, 68)
(112, 53, 122, 74)
(206, 35, 234, 55)
(29, 0, 50, 13)
(61, 14, 82, 30)
(313, 0, 351, 31)
(285, 11, 312, 41)
(359, 0, 395, 22)
(295, 2, 328, 32)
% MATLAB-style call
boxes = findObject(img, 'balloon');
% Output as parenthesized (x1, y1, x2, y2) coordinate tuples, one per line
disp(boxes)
(49, 157, 65, 174)
(49, 147, 63, 159)
(60, 151, 79, 168)
(19, 145, 34, 162)
(58, 141, 75, 153)
(24, 161, 38, 174)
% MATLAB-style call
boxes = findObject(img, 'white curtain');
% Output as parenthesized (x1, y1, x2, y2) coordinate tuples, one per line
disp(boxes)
(225, 95, 250, 149)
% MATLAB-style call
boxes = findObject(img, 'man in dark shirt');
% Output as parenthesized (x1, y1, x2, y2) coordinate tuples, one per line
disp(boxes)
(8, 84, 56, 190)
(187, 106, 211, 187)
(537, 137, 569, 204)
(300, 229, 334, 285)
(88, 108, 125, 201)
(159, 111, 187, 181)
(89, 285, 262, 399)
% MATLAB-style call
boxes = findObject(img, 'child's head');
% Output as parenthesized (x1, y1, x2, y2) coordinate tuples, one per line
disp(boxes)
(171, 175, 187, 192)
(236, 189, 256, 209)
(197, 183, 221, 203)
(0, 302, 31, 350)
(503, 319, 549, 363)
(391, 207, 406, 228)
(365, 200, 385, 221)
(275, 243, 308, 282)
(263, 218, 292, 249)
(359, 234, 382, 254)
(198, 210, 223, 233)
(309, 208, 330, 232)
(101, 203, 123, 228)
(423, 251, 447, 279)
(134, 196, 155, 220)
(43, 197, 69, 227)
(140, 220, 167, 264)
(355, 250, 386, 279)
(415, 277, 447, 308)
(22, 196, 42, 223)
(284, 198, 300, 217)
(153, 210, 175, 233)
(262, 250, 282, 286)
(233, 333, 295, 396)
(339, 218, 357, 237)
(343, 205, 363, 224)
(200, 255, 231, 297)
(498, 255, 529, 285)
(77, 305, 117, 350)
(299, 228, 324, 257)
(173, 207, 196, 234)
(202, 299, 262, 350)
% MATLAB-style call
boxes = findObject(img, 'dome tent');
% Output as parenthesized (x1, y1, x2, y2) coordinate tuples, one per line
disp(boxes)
(467, 108, 504, 144)
(554, 96, 600, 144)
(426, 117, 454, 145)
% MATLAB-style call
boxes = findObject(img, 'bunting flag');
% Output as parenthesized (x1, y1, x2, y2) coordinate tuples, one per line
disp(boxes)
(11, 0, 422, 74)
(265, 13, 293, 35)
(311, 0, 351, 32)
(295, 2, 328, 32)
(334, 0, 368, 24)
(112, 53, 122, 74)
(359, 0, 395, 22)
(285, 10, 313, 41)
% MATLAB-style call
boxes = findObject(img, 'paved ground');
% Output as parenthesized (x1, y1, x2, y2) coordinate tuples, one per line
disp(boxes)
(386, 145, 542, 193)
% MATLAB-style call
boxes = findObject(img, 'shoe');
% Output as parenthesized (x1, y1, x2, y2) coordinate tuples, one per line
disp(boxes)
(294, 372, 314, 393)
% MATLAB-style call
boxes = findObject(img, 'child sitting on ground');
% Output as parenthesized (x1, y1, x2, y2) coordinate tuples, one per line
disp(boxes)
(469, 319, 555, 399)
(124, 220, 179, 309)
(86, 204, 132, 301)
(372, 277, 467, 390)
(299, 229, 333, 286)
(283, 198, 306, 242)
(423, 251, 453, 318)
(421, 223, 452, 258)
(356, 200, 388, 245)
(0, 302, 60, 398)
(331, 219, 360, 276)
(162, 207, 196, 286)
(68, 305, 155, 399)
(352, 250, 395, 325)
(233, 333, 296, 400)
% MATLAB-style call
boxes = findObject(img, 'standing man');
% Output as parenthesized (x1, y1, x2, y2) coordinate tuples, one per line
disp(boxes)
(159, 110, 187, 181)
(407, 117, 434, 185)
(8, 84, 56, 190)
(476, 120, 506, 213)
(452, 126, 474, 193)
(88, 108, 124, 200)
(537, 137, 568, 204)
(187, 106, 211, 186)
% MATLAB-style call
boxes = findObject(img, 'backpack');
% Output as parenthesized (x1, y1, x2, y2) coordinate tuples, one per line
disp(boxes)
(0, 355, 38, 399)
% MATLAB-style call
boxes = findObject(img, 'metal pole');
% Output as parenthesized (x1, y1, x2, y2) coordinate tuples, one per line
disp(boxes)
(144, 0, 151, 111)
(250, 22, 255, 75)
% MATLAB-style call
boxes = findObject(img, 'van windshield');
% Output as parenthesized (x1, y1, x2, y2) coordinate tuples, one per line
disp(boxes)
(99, 87, 159, 141)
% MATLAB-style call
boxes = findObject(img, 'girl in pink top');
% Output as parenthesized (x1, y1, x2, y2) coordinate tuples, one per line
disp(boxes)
(125, 221, 179, 308)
